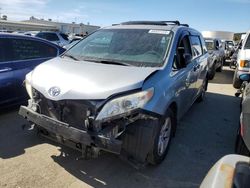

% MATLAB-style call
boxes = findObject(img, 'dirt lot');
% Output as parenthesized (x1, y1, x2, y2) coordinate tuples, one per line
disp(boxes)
(0, 66, 241, 188)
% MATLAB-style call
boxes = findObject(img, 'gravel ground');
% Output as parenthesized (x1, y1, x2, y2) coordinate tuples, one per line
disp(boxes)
(0, 66, 241, 188)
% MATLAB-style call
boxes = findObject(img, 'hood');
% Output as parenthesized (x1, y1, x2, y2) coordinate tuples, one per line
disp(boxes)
(29, 57, 158, 100)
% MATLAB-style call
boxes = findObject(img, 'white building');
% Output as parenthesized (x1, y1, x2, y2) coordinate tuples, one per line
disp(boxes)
(0, 19, 57, 32)
(22, 17, 100, 35)
(202, 31, 234, 41)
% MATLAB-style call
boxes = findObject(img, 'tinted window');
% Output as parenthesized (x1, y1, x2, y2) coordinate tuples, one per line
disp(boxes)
(244, 35, 250, 49)
(190, 36, 203, 58)
(1, 38, 57, 62)
(37, 33, 59, 41)
(60, 33, 69, 41)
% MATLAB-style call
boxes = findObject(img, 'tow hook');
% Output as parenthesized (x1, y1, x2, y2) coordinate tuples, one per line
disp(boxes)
(76, 144, 100, 160)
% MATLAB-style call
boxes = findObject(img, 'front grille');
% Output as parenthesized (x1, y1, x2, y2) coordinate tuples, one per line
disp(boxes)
(34, 90, 99, 131)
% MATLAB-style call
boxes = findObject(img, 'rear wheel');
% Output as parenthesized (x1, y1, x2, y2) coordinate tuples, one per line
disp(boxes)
(208, 64, 216, 80)
(196, 78, 208, 103)
(216, 60, 223, 72)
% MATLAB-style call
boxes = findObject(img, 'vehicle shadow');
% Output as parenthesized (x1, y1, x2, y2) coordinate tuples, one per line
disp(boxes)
(209, 66, 235, 85)
(48, 92, 241, 188)
(0, 105, 44, 159)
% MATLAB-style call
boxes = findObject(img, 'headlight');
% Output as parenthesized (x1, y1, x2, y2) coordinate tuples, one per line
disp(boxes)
(96, 88, 154, 121)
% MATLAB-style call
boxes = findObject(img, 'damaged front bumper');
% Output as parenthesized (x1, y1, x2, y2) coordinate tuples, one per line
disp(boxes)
(19, 105, 122, 154)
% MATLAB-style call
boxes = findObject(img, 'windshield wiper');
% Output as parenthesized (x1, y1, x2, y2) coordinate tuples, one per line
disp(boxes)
(82, 58, 131, 66)
(98, 60, 131, 66)
(63, 54, 79, 61)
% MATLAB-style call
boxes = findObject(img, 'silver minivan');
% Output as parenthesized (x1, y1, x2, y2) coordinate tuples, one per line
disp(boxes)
(20, 21, 208, 166)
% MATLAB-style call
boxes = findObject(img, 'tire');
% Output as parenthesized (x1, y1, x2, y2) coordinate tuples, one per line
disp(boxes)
(216, 61, 223, 72)
(235, 129, 250, 156)
(147, 109, 175, 165)
(196, 78, 208, 103)
(208, 66, 216, 80)
(233, 71, 242, 89)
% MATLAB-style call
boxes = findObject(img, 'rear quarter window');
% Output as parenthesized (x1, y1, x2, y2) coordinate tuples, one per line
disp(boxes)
(2, 38, 58, 61)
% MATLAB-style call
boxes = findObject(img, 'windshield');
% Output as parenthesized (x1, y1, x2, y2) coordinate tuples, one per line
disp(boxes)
(64, 29, 172, 67)
(205, 40, 215, 50)
(245, 35, 250, 49)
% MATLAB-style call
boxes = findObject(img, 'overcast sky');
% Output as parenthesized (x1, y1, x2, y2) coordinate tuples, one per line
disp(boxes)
(0, 0, 250, 32)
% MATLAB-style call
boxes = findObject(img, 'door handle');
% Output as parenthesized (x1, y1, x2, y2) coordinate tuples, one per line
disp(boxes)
(0, 67, 12, 73)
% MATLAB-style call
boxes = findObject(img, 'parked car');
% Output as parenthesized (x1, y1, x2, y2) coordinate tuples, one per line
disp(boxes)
(233, 30, 250, 89)
(63, 37, 82, 49)
(0, 33, 65, 107)
(24, 31, 39, 37)
(35, 31, 70, 47)
(19, 21, 208, 166)
(224, 40, 235, 60)
(204, 38, 224, 79)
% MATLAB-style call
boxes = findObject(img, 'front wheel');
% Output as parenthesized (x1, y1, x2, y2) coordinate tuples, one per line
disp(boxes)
(147, 109, 174, 165)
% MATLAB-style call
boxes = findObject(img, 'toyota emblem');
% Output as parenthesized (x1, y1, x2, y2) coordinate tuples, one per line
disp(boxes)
(48, 87, 61, 97)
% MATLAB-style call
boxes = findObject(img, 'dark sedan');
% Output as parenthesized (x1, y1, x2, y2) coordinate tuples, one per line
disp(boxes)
(0, 33, 65, 107)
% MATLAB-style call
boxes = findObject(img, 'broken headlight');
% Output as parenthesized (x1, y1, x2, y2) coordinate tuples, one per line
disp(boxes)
(96, 88, 154, 121)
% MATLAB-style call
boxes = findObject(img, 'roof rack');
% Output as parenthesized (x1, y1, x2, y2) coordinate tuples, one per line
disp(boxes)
(118, 21, 189, 27)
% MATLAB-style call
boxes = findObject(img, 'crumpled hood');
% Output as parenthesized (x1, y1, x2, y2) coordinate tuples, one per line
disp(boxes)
(29, 57, 158, 100)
